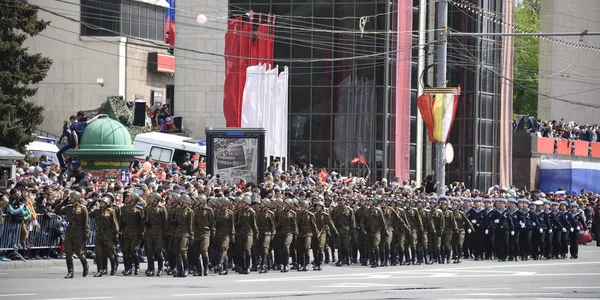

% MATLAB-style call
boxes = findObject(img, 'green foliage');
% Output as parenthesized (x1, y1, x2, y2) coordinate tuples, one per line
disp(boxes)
(0, 2, 52, 152)
(84, 96, 151, 139)
(513, 0, 540, 117)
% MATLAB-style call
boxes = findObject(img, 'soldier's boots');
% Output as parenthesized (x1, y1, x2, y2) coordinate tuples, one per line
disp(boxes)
(123, 269, 133, 276)
(324, 249, 330, 264)
(94, 258, 103, 277)
(65, 260, 74, 279)
(82, 260, 89, 277)
(134, 265, 140, 276)
(335, 251, 345, 267)
(102, 257, 108, 275)
(331, 248, 336, 263)
(219, 259, 229, 275)
(182, 259, 189, 277)
(202, 256, 209, 276)
(110, 259, 118, 276)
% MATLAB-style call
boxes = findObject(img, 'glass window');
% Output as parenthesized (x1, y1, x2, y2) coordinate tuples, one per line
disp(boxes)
(289, 142, 310, 166)
(289, 115, 310, 141)
(311, 115, 332, 140)
(311, 142, 331, 168)
(150, 147, 172, 163)
(81, 0, 120, 36)
(289, 87, 311, 114)
(312, 87, 332, 114)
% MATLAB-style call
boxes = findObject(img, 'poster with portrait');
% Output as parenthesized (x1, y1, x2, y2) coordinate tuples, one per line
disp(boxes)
(213, 137, 258, 185)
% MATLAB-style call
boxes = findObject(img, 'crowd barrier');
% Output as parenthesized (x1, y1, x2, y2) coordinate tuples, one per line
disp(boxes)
(0, 213, 99, 262)
(537, 137, 600, 157)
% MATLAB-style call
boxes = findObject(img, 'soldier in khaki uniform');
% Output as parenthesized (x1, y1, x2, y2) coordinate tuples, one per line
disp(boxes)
(364, 198, 388, 268)
(171, 194, 194, 277)
(191, 195, 214, 276)
(275, 198, 297, 272)
(120, 192, 145, 275)
(165, 194, 177, 275)
(429, 198, 444, 264)
(390, 199, 410, 266)
(440, 198, 458, 264)
(102, 192, 120, 275)
(235, 196, 259, 274)
(379, 199, 395, 266)
(417, 200, 435, 264)
(355, 198, 369, 266)
(452, 199, 474, 264)
(313, 200, 338, 270)
(332, 196, 355, 266)
(55, 191, 90, 278)
(296, 200, 318, 271)
(214, 197, 235, 275)
(89, 196, 119, 277)
(144, 193, 167, 276)
(255, 198, 276, 273)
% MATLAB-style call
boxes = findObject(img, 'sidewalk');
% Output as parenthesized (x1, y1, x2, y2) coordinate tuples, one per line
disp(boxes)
(0, 259, 67, 270)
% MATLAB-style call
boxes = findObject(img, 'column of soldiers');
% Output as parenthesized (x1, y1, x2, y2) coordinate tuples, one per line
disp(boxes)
(54, 189, 590, 278)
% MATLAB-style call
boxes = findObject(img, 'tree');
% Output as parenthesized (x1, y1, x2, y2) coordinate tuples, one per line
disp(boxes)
(513, 0, 540, 118)
(0, 1, 52, 152)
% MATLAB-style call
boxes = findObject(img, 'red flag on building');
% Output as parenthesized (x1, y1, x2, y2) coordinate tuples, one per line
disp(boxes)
(350, 155, 367, 165)
(317, 169, 329, 182)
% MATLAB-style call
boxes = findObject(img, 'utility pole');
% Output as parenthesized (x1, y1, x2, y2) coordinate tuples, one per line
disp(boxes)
(435, 0, 448, 195)
(416, 0, 427, 186)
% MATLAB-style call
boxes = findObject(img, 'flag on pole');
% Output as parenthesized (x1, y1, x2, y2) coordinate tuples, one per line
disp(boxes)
(350, 155, 367, 165)
(317, 169, 329, 182)
(417, 88, 460, 143)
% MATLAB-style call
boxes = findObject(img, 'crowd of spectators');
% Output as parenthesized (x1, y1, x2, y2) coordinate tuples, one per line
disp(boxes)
(527, 118, 599, 142)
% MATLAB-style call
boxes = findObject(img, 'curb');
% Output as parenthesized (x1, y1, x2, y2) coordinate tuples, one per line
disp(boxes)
(0, 259, 67, 270)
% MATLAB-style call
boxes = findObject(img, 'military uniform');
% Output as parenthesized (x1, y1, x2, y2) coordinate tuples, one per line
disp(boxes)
(313, 202, 337, 270)
(452, 207, 474, 263)
(275, 199, 297, 272)
(120, 200, 145, 275)
(296, 202, 318, 271)
(191, 197, 215, 276)
(354, 203, 368, 265)
(55, 192, 90, 278)
(390, 204, 410, 266)
(406, 205, 423, 264)
(143, 193, 167, 276)
(214, 198, 235, 275)
(417, 206, 434, 264)
(171, 195, 194, 277)
(467, 200, 487, 260)
(235, 196, 259, 274)
(331, 201, 355, 266)
(490, 203, 514, 262)
(430, 206, 445, 263)
(365, 202, 388, 268)
(256, 200, 276, 272)
(380, 203, 395, 266)
(89, 197, 119, 277)
(441, 205, 457, 264)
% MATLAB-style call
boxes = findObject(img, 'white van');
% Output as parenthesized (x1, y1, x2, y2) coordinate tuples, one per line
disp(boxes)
(26, 136, 60, 164)
(133, 132, 206, 168)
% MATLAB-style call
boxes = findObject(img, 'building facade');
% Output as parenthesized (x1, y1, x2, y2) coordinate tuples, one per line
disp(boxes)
(538, 0, 600, 125)
(25, 0, 174, 136)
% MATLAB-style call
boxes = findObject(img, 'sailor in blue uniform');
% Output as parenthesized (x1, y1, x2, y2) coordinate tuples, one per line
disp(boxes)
(490, 198, 514, 262)
(467, 197, 487, 261)
(568, 203, 585, 259)
(507, 198, 523, 261)
(519, 199, 538, 261)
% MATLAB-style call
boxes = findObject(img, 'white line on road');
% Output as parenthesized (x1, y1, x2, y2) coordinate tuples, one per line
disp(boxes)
(541, 287, 600, 289)
(460, 293, 561, 296)
(0, 294, 38, 298)
(173, 291, 331, 297)
(316, 283, 419, 288)
(41, 297, 113, 300)
(388, 288, 512, 292)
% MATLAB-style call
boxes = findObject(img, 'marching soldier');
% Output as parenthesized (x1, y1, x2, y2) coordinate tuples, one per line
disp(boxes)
(364, 198, 388, 268)
(256, 198, 276, 273)
(390, 199, 410, 266)
(467, 197, 487, 261)
(430, 198, 445, 264)
(483, 198, 495, 260)
(531, 200, 547, 260)
(165, 193, 178, 275)
(89, 196, 119, 277)
(558, 201, 572, 259)
(507, 198, 524, 261)
(355, 198, 369, 266)
(548, 202, 565, 259)
(313, 200, 337, 270)
(417, 199, 434, 264)
(171, 194, 194, 277)
(144, 193, 167, 276)
(440, 198, 457, 264)
(406, 200, 423, 265)
(235, 196, 259, 274)
(452, 199, 474, 264)
(379, 199, 394, 266)
(568, 203, 585, 259)
(331, 196, 355, 266)
(490, 199, 514, 262)
(55, 191, 90, 278)
(120, 192, 145, 275)
(519, 199, 538, 261)
(214, 197, 235, 275)
(192, 195, 215, 276)
(296, 200, 318, 271)
(275, 198, 297, 272)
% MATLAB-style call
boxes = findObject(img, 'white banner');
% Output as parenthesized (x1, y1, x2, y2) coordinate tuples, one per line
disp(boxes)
(241, 65, 265, 128)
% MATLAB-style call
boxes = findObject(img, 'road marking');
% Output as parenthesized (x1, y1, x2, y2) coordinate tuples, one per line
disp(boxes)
(541, 287, 600, 289)
(388, 288, 511, 292)
(316, 283, 418, 288)
(42, 297, 113, 300)
(173, 291, 331, 297)
(0, 294, 38, 298)
(430, 273, 457, 277)
(461, 293, 561, 296)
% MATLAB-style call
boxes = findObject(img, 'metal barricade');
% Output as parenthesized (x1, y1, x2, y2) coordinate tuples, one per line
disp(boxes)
(0, 214, 27, 261)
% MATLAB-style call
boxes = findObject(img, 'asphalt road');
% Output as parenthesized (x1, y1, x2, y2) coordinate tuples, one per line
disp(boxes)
(1, 246, 599, 300)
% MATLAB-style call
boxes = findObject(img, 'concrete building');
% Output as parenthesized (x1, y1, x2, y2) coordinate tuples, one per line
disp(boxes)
(538, 0, 600, 124)
(25, 0, 175, 136)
